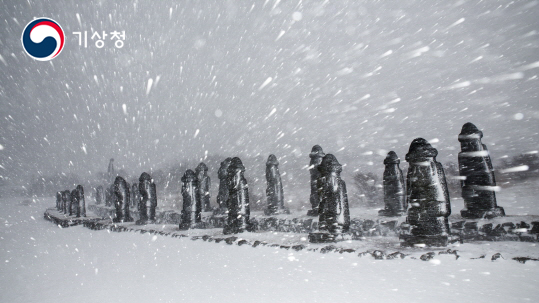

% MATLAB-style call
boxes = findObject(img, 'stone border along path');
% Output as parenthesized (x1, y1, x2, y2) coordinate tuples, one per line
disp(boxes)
(43, 208, 539, 264)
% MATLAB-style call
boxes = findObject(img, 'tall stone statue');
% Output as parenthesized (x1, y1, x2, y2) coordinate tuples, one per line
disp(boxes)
(137, 172, 157, 225)
(77, 185, 86, 217)
(307, 145, 325, 216)
(401, 138, 451, 247)
(95, 185, 103, 205)
(215, 157, 232, 215)
(130, 183, 140, 209)
(113, 176, 133, 223)
(195, 162, 212, 212)
(62, 190, 71, 214)
(179, 170, 200, 230)
(70, 189, 79, 217)
(264, 154, 289, 215)
(56, 191, 62, 211)
(378, 151, 407, 217)
(309, 154, 350, 242)
(224, 157, 251, 234)
(458, 122, 505, 219)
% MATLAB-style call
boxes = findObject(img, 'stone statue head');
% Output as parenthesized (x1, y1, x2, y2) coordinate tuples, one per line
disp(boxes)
(405, 138, 438, 163)
(266, 154, 279, 166)
(384, 151, 400, 165)
(458, 122, 483, 151)
(182, 169, 196, 183)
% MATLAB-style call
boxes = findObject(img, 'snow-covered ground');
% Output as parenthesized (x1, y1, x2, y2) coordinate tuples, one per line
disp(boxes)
(2, 184, 539, 303)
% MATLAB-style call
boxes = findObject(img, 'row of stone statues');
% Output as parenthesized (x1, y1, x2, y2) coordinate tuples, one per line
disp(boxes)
(55, 185, 86, 217)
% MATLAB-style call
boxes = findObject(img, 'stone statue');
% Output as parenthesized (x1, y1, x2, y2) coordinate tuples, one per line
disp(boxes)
(62, 190, 70, 214)
(224, 157, 250, 234)
(401, 138, 451, 247)
(458, 122, 505, 219)
(309, 154, 350, 242)
(307, 145, 325, 216)
(215, 157, 232, 215)
(70, 189, 79, 217)
(379, 151, 407, 217)
(77, 185, 86, 217)
(179, 170, 200, 230)
(137, 172, 157, 225)
(95, 185, 103, 205)
(105, 184, 114, 207)
(130, 183, 140, 209)
(56, 191, 62, 211)
(195, 162, 212, 212)
(113, 176, 133, 223)
(264, 154, 289, 215)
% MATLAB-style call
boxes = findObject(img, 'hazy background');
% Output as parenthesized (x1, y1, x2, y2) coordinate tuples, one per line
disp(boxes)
(0, 0, 538, 206)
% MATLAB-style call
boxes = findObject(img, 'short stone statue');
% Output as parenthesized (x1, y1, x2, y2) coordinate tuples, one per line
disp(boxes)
(378, 151, 407, 217)
(137, 172, 157, 225)
(215, 158, 232, 215)
(70, 189, 79, 217)
(195, 162, 212, 212)
(95, 185, 103, 205)
(77, 185, 86, 217)
(130, 183, 140, 209)
(264, 154, 289, 215)
(56, 191, 62, 211)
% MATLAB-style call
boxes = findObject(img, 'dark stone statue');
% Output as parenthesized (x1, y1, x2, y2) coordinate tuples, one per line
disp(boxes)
(307, 145, 325, 216)
(95, 185, 103, 205)
(309, 154, 350, 243)
(215, 157, 232, 215)
(137, 172, 157, 225)
(62, 190, 70, 214)
(458, 122, 505, 219)
(56, 191, 62, 211)
(113, 176, 133, 223)
(105, 184, 114, 207)
(264, 154, 289, 215)
(70, 189, 79, 217)
(179, 170, 200, 230)
(130, 183, 140, 209)
(401, 138, 451, 247)
(379, 151, 407, 216)
(77, 185, 86, 217)
(195, 162, 212, 212)
(224, 157, 251, 234)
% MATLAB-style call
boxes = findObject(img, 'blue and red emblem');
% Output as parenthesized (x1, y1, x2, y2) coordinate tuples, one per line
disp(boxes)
(21, 18, 65, 61)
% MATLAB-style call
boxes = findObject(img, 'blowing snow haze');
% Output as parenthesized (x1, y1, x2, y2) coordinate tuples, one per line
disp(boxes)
(0, 0, 538, 187)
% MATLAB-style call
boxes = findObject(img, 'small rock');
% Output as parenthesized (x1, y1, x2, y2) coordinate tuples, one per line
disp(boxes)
(339, 248, 356, 254)
(420, 252, 436, 261)
(237, 239, 250, 246)
(320, 245, 337, 254)
(491, 253, 503, 261)
(372, 250, 385, 260)
(224, 236, 238, 245)
(292, 244, 306, 251)
(252, 240, 267, 247)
